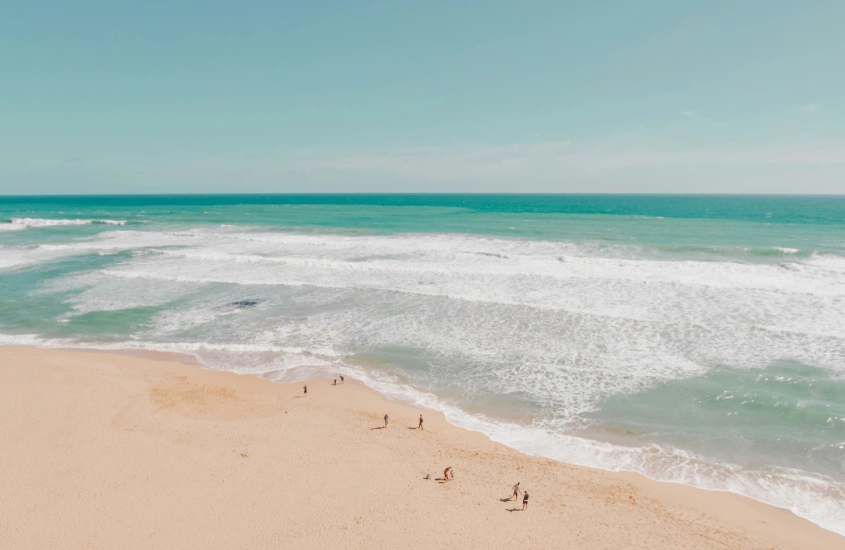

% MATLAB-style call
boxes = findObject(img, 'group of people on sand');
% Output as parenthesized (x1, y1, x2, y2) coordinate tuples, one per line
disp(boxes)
(303, 375, 345, 395)
(303, 376, 530, 511)
(512, 481, 530, 510)
(382, 412, 424, 429)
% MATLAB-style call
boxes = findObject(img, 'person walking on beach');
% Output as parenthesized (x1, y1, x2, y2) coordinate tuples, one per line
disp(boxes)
(340, 375, 344, 384)
(443, 467, 453, 480)
(418, 414, 424, 430)
(384, 413, 389, 428)
(333, 379, 337, 385)
(522, 490, 529, 510)
(511, 482, 521, 501)
(303, 384, 307, 396)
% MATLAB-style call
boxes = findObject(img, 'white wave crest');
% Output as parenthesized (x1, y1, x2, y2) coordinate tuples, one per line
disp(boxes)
(0, 223, 26, 231)
(8, 218, 126, 227)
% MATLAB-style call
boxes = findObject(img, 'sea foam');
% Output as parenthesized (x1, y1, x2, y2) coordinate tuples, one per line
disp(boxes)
(8, 218, 126, 227)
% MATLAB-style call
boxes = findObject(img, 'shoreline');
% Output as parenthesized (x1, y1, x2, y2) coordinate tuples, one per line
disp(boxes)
(12, 341, 842, 534)
(2, 345, 842, 549)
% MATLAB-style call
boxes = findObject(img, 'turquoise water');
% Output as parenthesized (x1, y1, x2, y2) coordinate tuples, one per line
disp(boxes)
(1, 194, 844, 533)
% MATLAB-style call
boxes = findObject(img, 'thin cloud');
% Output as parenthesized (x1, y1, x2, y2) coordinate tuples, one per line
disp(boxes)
(804, 104, 821, 114)
(681, 111, 693, 116)
(291, 141, 845, 183)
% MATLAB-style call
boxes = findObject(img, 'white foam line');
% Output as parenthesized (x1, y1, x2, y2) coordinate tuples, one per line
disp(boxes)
(94, 268, 845, 340)
(9, 218, 126, 227)
(0, 223, 26, 231)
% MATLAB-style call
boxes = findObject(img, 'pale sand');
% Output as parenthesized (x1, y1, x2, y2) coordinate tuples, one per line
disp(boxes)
(1, 347, 841, 549)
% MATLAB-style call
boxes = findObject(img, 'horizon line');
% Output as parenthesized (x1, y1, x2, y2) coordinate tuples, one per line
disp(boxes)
(2, 192, 845, 198)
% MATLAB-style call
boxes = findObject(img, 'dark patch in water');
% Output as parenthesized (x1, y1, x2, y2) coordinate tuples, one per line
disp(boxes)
(218, 299, 262, 310)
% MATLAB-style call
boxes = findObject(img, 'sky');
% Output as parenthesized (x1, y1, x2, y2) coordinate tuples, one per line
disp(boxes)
(1, 1, 843, 194)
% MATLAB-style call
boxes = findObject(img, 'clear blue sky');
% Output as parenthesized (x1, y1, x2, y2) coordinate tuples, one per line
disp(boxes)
(1, 1, 843, 194)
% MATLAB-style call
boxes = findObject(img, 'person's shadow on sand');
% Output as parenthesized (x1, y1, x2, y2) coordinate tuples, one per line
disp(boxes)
(505, 508, 523, 512)
(370, 426, 385, 430)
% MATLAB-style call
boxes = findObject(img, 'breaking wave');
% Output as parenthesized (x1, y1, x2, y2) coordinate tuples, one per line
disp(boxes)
(6, 217, 126, 228)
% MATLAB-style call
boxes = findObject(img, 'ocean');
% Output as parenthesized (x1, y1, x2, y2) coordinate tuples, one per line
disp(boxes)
(1, 194, 843, 534)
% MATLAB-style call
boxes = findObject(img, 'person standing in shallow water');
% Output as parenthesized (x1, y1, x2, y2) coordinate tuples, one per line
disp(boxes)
(418, 414, 424, 430)
(383, 413, 389, 427)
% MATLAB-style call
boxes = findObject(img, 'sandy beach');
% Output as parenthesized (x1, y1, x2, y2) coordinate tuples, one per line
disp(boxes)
(1, 346, 841, 549)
